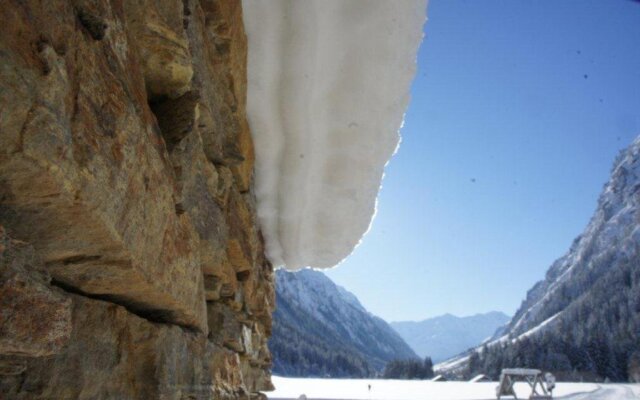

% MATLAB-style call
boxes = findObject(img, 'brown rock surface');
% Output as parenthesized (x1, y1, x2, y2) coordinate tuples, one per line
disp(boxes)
(0, 293, 251, 399)
(0, 227, 72, 358)
(0, 0, 274, 398)
(0, 0, 207, 332)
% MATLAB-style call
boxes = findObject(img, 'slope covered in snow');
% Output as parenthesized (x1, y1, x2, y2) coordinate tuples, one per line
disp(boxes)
(391, 312, 510, 362)
(505, 135, 640, 338)
(437, 136, 640, 382)
(242, 0, 428, 269)
(270, 269, 417, 377)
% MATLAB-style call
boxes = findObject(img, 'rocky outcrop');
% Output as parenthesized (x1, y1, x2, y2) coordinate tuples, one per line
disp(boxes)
(0, 0, 273, 398)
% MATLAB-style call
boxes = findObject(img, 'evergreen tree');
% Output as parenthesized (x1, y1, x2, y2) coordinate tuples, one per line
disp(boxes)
(423, 356, 434, 379)
(383, 358, 435, 380)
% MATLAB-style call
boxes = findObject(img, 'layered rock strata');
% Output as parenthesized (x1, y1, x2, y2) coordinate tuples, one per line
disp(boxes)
(0, 0, 273, 398)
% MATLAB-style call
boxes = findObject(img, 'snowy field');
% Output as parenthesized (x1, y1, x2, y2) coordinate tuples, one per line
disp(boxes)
(269, 376, 640, 400)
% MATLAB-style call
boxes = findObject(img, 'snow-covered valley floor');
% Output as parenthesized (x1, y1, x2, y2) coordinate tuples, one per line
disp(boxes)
(269, 376, 640, 400)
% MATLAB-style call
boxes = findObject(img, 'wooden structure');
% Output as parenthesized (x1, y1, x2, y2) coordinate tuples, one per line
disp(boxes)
(496, 368, 554, 399)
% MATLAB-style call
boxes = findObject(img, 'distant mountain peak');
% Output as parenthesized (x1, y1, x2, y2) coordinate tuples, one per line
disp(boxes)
(391, 311, 510, 362)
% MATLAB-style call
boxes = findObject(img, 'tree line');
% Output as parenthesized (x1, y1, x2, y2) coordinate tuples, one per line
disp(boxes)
(465, 254, 640, 382)
(382, 357, 434, 379)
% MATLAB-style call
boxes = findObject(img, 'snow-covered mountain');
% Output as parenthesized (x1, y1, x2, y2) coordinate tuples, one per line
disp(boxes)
(270, 269, 417, 377)
(505, 136, 640, 339)
(391, 312, 510, 362)
(438, 136, 640, 382)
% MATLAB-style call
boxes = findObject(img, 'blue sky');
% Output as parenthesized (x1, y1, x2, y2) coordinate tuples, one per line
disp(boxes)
(325, 0, 640, 322)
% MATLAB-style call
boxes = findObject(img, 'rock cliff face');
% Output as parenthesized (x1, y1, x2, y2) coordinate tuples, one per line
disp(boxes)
(0, 0, 274, 398)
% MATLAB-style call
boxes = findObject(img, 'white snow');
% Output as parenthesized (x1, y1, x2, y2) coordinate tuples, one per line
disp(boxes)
(514, 312, 561, 341)
(242, 0, 428, 269)
(435, 355, 470, 372)
(436, 313, 563, 375)
(268, 376, 639, 400)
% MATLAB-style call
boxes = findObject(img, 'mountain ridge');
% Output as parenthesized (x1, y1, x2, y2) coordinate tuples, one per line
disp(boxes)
(270, 269, 418, 377)
(504, 136, 640, 339)
(391, 311, 510, 362)
(437, 136, 640, 382)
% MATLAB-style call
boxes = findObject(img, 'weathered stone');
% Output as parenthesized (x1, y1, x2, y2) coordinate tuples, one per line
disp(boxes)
(211, 345, 247, 399)
(0, 0, 273, 397)
(208, 302, 244, 353)
(241, 324, 253, 355)
(0, 0, 207, 332)
(230, 120, 255, 192)
(204, 274, 222, 301)
(220, 282, 237, 299)
(229, 299, 244, 313)
(187, 0, 254, 182)
(0, 294, 248, 399)
(243, 259, 276, 333)
(0, 357, 27, 376)
(242, 355, 275, 394)
(123, 0, 194, 99)
(169, 119, 228, 274)
(226, 189, 258, 275)
(0, 228, 72, 357)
